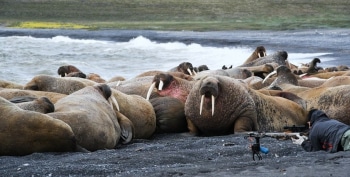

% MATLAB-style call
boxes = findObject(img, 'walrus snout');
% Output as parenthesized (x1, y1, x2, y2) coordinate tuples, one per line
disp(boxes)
(199, 77, 219, 116)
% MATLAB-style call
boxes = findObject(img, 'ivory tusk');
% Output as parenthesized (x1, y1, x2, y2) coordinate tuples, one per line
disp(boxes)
(158, 80, 164, 90)
(264, 52, 266, 57)
(111, 96, 120, 111)
(258, 53, 261, 58)
(200, 95, 204, 116)
(299, 73, 308, 78)
(116, 80, 121, 86)
(193, 70, 197, 75)
(146, 82, 156, 101)
(187, 68, 193, 76)
(211, 95, 215, 116)
(262, 70, 276, 84)
(108, 98, 114, 110)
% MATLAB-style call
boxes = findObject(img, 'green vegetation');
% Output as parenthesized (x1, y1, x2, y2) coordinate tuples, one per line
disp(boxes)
(1, 0, 349, 31)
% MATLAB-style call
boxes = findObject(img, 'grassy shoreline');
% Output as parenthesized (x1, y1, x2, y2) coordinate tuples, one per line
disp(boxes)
(1, 0, 350, 31)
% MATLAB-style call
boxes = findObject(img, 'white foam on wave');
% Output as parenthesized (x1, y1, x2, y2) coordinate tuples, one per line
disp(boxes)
(51, 36, 110, 44)
(0, 35, 338, 84)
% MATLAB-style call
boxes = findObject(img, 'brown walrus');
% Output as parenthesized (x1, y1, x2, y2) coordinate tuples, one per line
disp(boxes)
(0, 79, 23, 89)
(168, 62, 195, 76)
(48, 84, 133, 151)
(0, 97, 77, 156)
(242, 46, 267, 65)
(24, 75, 96, 95)
(11, 96, 55, 114)
(57, 65, 83, 77)
(0, 88, 67, 104)
(185, 75, 308, 136)
(110, 88, 156, 139)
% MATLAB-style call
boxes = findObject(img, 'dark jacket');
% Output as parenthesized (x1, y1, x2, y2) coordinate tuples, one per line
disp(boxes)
(301, 109, 350, 153)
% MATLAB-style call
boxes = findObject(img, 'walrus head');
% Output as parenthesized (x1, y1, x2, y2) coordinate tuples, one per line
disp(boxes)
(57, 65, 82, 77)
(178, 62, 195, 76)
(255, 46, 267, 58)
(95, 84, 111, 100)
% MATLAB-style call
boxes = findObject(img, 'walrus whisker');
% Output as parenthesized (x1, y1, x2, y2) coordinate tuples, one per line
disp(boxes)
(262, 70, 276, 84)
(146, 82, 156, 101)
(212, 95, 215, 116)
(158, 80, 164, 91)
(187, 68, 193, 76)
(200, 94, 204, 116)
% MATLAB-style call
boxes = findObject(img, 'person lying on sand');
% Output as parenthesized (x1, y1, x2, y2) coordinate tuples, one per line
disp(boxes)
(292, 109, 350, 153)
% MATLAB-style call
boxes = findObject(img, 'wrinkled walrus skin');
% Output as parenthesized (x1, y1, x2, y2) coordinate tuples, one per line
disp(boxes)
(0, 97, 77, 156)
(48, 84, 123, 151)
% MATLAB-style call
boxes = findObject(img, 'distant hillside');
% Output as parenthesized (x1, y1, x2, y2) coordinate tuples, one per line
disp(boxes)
(1, 0, 349, 31)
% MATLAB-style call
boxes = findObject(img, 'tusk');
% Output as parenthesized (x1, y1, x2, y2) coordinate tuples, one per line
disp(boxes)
(258, 53, 261, 58)
(146, 82, 156, 101)
(116, 80, 121, 86)
(64, 73, 67, 77)
(264, 52, 266, 57)
(299, 73, 308, 78)
(193, 70, 197, 75)
(200, 95, 204, 115)
(111, 96, 120, 111)
(262, 70, 276, 84)
(211, 95, 215, 116)
(158, 80, 164, 90)
(108, 98, 114, 110)
(187, 68, 193, 76)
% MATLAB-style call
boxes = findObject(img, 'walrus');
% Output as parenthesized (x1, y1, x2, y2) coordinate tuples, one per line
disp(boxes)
(0, 96, 77, 156)
(57, 65, 83, 77)
(66, 72, 87, 78)
(239, 50, 288, 67)
(194, 65, 210, 73)
(48, 84, 133, 151)
(47, 84, 132, 151)
(184, 75, 308, 136)
(242, 46, 267, 65)
(87, 73, 106, 83)
(110, 88, 156, 139)
(168, 62, 195, 76)
(146, 73, 194, 103)
(0, 79, 23, 89)
(264, 67, 350, 125)
(150, 96, 188, 133)
(0, 88, 67, 104)
(135, 71, 194, 81)
(109, 76, 160, 99)
(11, 96, 55, 114)
(293, 58, 321, 75)
(24, 75, 97, 95)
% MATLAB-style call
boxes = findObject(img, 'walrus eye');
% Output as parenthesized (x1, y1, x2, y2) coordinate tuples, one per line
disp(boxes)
(29, 85, 39, 90)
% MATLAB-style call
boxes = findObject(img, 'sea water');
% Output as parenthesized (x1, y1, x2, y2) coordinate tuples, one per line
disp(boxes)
(0, 29, 347, 85)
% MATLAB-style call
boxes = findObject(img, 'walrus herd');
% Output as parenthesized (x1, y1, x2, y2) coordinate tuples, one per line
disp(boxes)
(1, 46, 350, 156)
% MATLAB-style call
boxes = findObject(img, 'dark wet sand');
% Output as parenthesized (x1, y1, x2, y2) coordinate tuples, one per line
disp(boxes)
(0, 133, 349, 177)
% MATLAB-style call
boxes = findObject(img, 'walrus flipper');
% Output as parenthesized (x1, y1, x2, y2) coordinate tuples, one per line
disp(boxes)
(116, 111, 134, 144)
